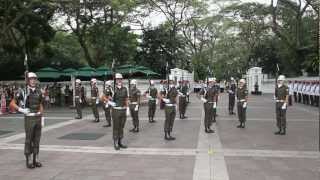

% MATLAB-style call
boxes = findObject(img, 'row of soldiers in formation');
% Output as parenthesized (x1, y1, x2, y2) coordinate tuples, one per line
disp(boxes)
(9, 71, 293, 169)
(288, 80, 320, 107)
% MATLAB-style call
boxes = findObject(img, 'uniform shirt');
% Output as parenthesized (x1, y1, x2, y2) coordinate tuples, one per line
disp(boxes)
(91, 86, 99, 98)
(166, 86, 178, 104)
(160, 85, 167, 96)
(302, 84, 307, 94)
(180, 85, 189, 96)
(306, 84, 311, 95)
(228, 83, 236, 96)
(275, 85, 289, 101)
(315, 85, 320, 96)
(236, 86, 248, 101)
(298, 83, 303, 93)
(293, 83, 298, 92)
(129, 86, 141, 103)
(200, 86, 218, 103)
(148, 86, 158, 99)
(16, 87, 43, 113)
(288, 83, 294, 95)
(75, 86, 82, 98)
(114, 86, 128, 107)
(310, 84, 316, 96)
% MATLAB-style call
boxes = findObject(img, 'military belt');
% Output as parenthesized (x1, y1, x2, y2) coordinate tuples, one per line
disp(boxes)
(238, 99, 246, 102)
(130, 102, 138, 105)
(165, 104, 177, 107)
(113, 107, 126, 110)
(276, 100, 285, 102)
(75, 96, 80, 98)
(207, 102, 215, 103)
(91, 97, 97, 99)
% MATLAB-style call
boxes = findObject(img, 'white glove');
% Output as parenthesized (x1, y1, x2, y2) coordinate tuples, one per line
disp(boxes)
(146, 95, 152, 99)
(79, 99, 82, 103)
(105, 103, 109, 108)
(41, 117, 45, 127)
(163, 98, 170, 103)
(95, 99, 99, 104)
(18, 108, 30, 115)
(134, 105, 139, 111)
(187, 92, 190, 96)
(201, 97, 207, 103)
(243, 102, 247, 108)
(178, 92, 184, 96)
(36, 111, 42, 116)
(126, 107, 130, 116)
(108, 101, 116, 107)
(213, 102, 217, 108)
(281, 103, 287, 110)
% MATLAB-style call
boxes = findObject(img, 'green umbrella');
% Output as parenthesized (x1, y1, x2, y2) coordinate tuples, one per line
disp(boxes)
(62, 68, 77, 76)
(96, 66, 112, 76)
(36, 67, 61, 79)
(76, 66, 97, 77)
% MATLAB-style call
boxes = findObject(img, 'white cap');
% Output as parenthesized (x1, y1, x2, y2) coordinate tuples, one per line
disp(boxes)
(150, 80, 154, 85)
(130, 79, 137, 85)
(28, 72, 37, 79)
(169, 75, 174, 81)
(239, 79, 246, 83)
(115, 73, 123, 79)
(91, 78, 97, 83)
(105, 80, 112, 86)
(231, 77, 234, 81)
(76, 79, 81, 83)
(208, 78, 214, 82)
(278, 75, 285, 81)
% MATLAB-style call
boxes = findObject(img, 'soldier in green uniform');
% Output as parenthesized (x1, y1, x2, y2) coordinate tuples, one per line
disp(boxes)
(108, 73, 128, 150)
(129, 79, 141, 133)
(274, 75, 289, 135)
(162, 75, 178, 140)
(159, 80, 167, 110)
(145, 80, 158, 123)
(236, 79, 248, 128)
(178, 80, 189, 119)
(90, 78, 100, 122)
(228, 77, 237, 115)
(200, 77, 217, 133)
(75, 79, 82, 119)
(10, 72, 43, 169)
(101, 80, 113, 127)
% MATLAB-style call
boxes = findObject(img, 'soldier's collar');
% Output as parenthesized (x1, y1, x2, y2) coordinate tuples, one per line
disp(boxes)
(28, 86, 36, 92)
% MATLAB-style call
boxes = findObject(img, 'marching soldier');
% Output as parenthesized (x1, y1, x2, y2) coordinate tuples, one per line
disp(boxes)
(236, 79, 248, 128)
(10, 72, 43, 169)
(200, 77, 217, 133)
(145, 80, 158, 123)
(159, 80, 167, 110)
(75, 79, 82, 119)
(302, 81, 307, 104)
(129, 79, 141, 133)
(178, 80, 188, 119)
(212, 77, 219, 120)
(108, 73, 128, 150)
(90, 78, 100, 122)
(162, 75, 178, 140)
(101, 80, 113, 127)
(274, 75, 289, 135)
(293, 80, 298, 103)
(228, 77, 237, 115)
(288, 80, 293, 106)
(315, 81, 320, 107)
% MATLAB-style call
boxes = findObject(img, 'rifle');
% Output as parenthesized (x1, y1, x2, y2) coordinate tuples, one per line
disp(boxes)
(112, 59, 116, 90)
(23, 53, 29, 108)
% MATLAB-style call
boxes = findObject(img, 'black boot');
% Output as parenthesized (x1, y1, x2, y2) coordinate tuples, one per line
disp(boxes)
(114, 139, 120, 150)
(130, 126, 136, 132)
(237, 122, 242, 128)
(206, 127, 214, 133)
(150, 117, 156, 123)
(164, 132, 169, 140)
(118, 139, 127, 149)
(26, 155, 35, 169)
(280, 127, 286, 135)
(33, 154, 42, 168)
(241, 122, 246, 128)
(134, 127, 139, 133)
(167, 132, 176, 140)
(103, 123, 111, 127)
(274, 128, 281, 135)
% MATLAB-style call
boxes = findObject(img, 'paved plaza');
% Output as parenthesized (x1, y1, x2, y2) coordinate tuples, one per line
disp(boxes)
(0, 93, 319, 180)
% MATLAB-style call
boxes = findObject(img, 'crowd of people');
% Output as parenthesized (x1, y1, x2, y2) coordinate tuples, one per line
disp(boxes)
(288, 80, 320, 107)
